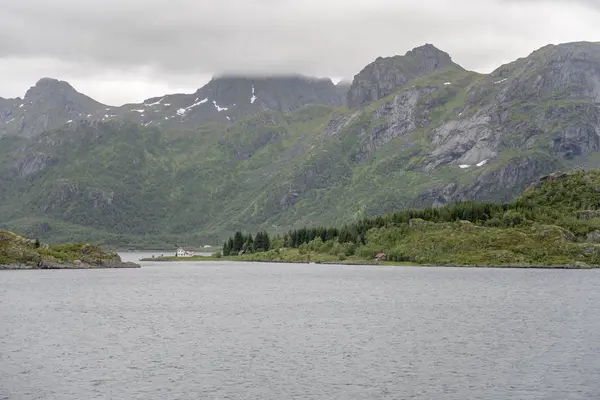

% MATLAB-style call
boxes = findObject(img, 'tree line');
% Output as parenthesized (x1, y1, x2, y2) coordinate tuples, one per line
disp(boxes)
(223, 231, 271, 256)
(222, 197, 577, 254)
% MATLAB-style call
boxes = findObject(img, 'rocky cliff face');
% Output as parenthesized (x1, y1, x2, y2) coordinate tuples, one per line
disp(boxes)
(347, 44, 455, 108)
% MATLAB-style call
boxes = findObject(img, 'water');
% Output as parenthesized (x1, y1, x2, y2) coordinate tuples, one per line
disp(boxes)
(1, 256, 600, 400)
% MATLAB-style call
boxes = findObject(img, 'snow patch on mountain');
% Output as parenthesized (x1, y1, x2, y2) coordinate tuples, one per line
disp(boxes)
(145, 97, 165, 107)
(187, 98, 208, 109)
(213, 101, 228, 112)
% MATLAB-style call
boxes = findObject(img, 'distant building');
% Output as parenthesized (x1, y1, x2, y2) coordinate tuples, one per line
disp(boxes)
(375, 253, 386, 261)
(176, 247, 195, 257)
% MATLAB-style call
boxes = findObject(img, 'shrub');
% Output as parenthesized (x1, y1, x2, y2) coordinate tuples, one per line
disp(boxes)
(502, 210, 525, 227)
(387, 248, 413, 262)
(485, 217, 502, 227)
(329, 242, 342, 256)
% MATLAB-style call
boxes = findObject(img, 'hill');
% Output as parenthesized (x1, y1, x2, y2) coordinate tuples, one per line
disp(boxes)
(223, 170, 600, 267)
(2, 42, 600, 247)
(0, 230, 139, 269)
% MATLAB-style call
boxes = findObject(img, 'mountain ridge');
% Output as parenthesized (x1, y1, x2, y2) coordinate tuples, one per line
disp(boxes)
(0, 75, 347, 137)
(2, 41, 600, 247)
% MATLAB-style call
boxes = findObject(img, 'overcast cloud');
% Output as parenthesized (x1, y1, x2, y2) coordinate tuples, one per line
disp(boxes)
(0, 0, 599, 105)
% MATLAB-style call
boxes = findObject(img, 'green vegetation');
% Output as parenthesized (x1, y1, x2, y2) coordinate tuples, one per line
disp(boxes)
(222, 231, 271, 256)
(0, 230, 137, 268)
(212, 171, 600, 267)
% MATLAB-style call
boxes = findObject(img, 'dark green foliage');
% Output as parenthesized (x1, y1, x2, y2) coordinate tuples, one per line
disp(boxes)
(232, 232, 244, 253)
(253, 231, 271, 253)
(224, 231, 271, 255)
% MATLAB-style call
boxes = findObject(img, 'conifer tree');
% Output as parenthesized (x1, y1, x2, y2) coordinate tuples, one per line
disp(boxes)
(233, 231, 244, 253)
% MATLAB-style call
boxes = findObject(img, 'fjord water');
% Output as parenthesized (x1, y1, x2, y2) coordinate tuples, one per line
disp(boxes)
(1, 257, 600, 400)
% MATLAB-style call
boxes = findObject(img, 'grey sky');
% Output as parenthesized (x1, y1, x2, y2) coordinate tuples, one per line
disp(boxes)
(0, 0, 599, 105)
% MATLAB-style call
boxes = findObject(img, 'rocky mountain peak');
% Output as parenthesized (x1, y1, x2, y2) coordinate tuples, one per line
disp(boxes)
(347, 44, 457, 108)
(0, 77, 105, 138)
(25, 77, 86, 101)
(404, 43, 453, 71)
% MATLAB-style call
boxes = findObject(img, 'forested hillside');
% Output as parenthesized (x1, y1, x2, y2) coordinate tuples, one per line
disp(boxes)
(225, 171, 600, 267)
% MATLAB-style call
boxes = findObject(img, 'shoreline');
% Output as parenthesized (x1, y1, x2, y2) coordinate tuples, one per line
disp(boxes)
(0, 261, 141, 270)
(139, 257, 598, 269)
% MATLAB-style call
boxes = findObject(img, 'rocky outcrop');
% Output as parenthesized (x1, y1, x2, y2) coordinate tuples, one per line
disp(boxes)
(347, 44, 455, 108)
(13, 152, 56, 177)
(0, 230, 140, 269)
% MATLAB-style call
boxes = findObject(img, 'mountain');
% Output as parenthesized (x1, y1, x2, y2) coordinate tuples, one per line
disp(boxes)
(1, 42, 600, 247)
(347, 44, 456, 108)
(0, 75, 345, 138)
(0, 78, 105, 137)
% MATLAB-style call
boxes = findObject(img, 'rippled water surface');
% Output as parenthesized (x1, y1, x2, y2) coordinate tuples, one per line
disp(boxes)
(2, 257, 600, 399)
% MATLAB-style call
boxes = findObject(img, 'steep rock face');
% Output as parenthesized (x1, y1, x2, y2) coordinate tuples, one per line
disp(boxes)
(347, 44, 455, 108)
(334, 80, 352, 104)
(13, 152, 57, 178)
(408, 42, 600, 203)
(0, 78, 105, 137)
(351, 87, 427, 162)
(493, 42, 600, 103)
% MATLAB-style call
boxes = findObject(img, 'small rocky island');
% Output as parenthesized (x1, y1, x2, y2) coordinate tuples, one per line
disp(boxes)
(0, 230, 139, 269)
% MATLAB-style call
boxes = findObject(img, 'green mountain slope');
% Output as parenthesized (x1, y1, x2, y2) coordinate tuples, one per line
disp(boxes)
(2, 42, 600, 247)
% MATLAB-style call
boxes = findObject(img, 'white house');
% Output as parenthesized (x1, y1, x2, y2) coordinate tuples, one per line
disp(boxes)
(176, 247, 195, 257)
